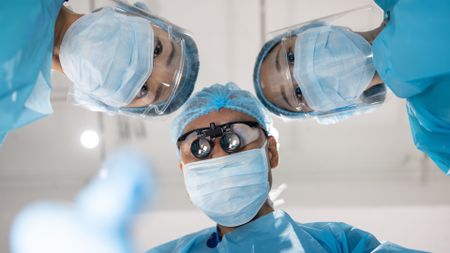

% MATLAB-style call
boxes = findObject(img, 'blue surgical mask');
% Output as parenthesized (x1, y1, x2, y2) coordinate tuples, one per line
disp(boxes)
(293, 25, 375, 112)
(183, 142, 270, 227)
(60, 7, 154, 108)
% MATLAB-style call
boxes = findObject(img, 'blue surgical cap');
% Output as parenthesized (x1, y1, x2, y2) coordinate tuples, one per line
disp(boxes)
(171, 82, 273, 142)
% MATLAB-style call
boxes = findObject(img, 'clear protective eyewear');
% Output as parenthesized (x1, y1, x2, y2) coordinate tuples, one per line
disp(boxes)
(112, 0, 188, 116)
(68, 0, 196, 117)
(259, 33, 310, 113)
(177, 121, 268, 160)
(256, 4, 387, 120)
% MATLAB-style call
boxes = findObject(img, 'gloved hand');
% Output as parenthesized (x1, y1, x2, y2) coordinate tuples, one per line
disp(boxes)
(10, 149, 154, 253)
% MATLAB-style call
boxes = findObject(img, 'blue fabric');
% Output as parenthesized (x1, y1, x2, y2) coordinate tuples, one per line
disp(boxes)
(0, 0, 65, 143)
(171, 83, 273, 142)
(147, 210, 425, 253)
(373, 0, 450, 174)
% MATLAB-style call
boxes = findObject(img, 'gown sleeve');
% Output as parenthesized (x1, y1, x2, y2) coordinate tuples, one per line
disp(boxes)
(327, 222, 427, 253)
(372, 0, 450, 98)
(303, 222, 426, 252)
(372, 0, 450, 174)
(406, 78, 450, 175)
(0, 0, 65, 144)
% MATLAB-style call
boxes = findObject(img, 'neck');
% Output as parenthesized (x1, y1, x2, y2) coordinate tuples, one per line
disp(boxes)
(356, 21, 386, 44)
(52, 6, 82, 73)
(217, 200, 274, 237)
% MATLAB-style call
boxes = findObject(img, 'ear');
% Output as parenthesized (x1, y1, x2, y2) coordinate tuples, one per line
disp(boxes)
(267, 136, 279, 169)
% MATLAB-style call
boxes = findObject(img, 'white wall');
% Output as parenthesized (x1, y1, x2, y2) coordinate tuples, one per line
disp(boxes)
(1, 0, 449, 252)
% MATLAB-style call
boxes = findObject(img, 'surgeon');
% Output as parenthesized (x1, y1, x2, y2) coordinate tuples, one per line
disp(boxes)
(0, 0, 199, 144)
(147, 83, 423, 253)
(253, 0, 450, 175)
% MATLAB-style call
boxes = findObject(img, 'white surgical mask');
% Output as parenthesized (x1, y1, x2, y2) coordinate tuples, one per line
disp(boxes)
(60, 7, 154, 108)
(183, 142, 270, 227)
(293, 25, 375, 112)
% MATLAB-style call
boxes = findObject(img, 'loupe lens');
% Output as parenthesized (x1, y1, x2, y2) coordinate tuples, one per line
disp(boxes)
(191, 138, 212, 159)
(220, 133, 241, 153)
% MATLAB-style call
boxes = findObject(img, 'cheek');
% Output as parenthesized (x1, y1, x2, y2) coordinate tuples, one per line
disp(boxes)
(150, 65, 177, 85)
(260, 72, 284, 102)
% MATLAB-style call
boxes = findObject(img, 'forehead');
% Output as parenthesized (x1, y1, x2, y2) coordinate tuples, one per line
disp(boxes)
(182, 109, 258, 134)
(152, 24, 167, 37)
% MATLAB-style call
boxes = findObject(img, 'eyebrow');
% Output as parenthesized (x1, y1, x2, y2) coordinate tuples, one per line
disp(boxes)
(166, 40, 176, 67)
(275, 45, 281, 72)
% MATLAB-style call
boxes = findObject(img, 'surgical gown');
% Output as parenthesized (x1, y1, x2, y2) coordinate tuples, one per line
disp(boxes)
(0, 0, 66, 144)
(147, 210, 424, 253)
(372, 0, 450, 175)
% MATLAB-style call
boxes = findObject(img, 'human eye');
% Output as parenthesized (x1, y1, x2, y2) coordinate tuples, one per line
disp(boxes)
(135, 84, 148, 99)
(287, 50, 295, 64)
(153, 39, 163, 58)
(295, 86, 303, 99)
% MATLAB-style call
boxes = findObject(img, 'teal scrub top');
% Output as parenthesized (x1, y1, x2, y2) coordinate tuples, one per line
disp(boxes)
(372, 0, 450, 175)
(0, 0, 66, 144)
(147, 210, 425, 253)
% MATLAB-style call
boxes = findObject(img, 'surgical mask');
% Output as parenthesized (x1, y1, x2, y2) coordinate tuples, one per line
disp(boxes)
(183, 142, 270, 227)
(60, 7, 154, 108)
(293, 25, 375, 112)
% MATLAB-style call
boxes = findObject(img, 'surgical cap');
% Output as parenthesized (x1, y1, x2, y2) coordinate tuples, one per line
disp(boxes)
(171, 82, 273, 142)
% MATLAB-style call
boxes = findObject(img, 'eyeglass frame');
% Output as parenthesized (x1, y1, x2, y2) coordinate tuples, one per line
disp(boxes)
(176, 121, 269, 158)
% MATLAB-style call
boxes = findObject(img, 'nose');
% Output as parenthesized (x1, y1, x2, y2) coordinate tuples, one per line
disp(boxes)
(210, 138, 229, 159)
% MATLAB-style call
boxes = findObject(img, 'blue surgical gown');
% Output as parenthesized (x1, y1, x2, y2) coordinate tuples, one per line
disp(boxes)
(0, 0, 66, 144)
(147, 210, 424, 253)
(372, 0, 450, 175)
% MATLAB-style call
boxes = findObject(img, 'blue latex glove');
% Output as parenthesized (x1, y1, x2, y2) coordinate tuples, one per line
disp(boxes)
(10, 149, 154, 253)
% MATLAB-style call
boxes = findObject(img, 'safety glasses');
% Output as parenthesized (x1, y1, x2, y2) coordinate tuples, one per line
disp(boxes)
(177, 121, 268, 160)
(261, 33, 310, 112)
(112, 0, 188, 116)
(254, 4, 386, 119)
